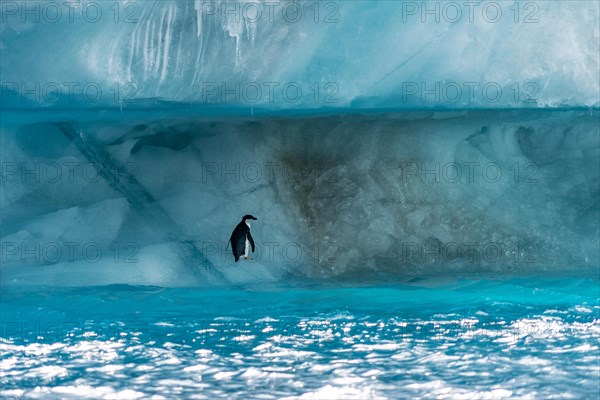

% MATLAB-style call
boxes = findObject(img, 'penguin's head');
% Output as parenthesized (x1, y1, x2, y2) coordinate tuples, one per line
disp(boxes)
(242, 214, 257, 228)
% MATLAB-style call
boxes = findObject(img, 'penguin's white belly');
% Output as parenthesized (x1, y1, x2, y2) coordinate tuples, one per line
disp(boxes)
(244, 238, 250, 258)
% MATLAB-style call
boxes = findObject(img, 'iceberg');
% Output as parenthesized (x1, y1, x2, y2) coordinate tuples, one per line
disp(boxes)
(0, 1, 598, 287)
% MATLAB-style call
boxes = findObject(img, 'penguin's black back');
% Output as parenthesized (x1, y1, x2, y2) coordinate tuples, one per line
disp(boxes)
(230, 221, 249, 262)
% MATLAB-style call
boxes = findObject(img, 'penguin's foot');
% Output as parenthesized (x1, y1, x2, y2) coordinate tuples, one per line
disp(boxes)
(244, 256, 252, 260)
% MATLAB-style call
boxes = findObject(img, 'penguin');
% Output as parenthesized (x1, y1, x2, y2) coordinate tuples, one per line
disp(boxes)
(228, 215, 257, 262)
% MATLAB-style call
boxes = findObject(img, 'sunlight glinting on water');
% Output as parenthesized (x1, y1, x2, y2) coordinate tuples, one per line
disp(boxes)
(2, 305, 599, 399)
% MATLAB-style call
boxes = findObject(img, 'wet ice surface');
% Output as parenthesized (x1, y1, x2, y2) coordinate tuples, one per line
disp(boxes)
(1, 278, 599, 399)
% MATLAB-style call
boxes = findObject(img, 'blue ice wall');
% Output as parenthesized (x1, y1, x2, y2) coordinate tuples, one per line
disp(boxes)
(1, 110, 598, 286)
(1, 0, 599, 110)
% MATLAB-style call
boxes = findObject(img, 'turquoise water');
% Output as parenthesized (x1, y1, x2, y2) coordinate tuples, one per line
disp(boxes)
(1, 277, 598, 399)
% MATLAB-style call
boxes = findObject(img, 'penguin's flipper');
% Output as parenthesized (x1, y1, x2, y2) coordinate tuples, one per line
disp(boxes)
(248, 232, 255, 253)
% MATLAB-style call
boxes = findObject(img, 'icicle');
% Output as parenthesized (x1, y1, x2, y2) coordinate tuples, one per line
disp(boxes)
(194, 0, 204, 37)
